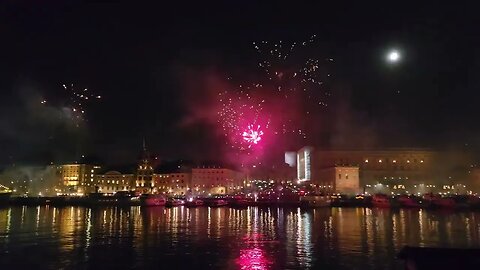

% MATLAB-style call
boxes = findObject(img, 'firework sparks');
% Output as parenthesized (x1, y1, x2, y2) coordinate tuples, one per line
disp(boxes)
(252, 35, 331, 110)
(242, 124, 264, 148)
(59, 83, 102, 127)
(217, 34, 332, 153)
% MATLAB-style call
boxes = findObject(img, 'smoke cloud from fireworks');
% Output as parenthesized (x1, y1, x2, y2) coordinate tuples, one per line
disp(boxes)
(178, 35, 334, 166)
(214, 35, 333, 164)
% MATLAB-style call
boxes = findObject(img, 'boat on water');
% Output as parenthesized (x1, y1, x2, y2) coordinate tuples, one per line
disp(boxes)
(372, 194, 391, 208)
(0, 192, 12, 205)
(396, 195, 421, 208)
(166, 198, 185, 207)
(140, 194, 166, 206)
(466, 195, 480, 209)
(86, 192, 118, 206)
(0, 184, 12, 205)
(423, 193, 456, 208)
(115, 191, 140, 206)
(209, 199, 228, 207)
(229, 198, 251, 208)
(300, 195, 331, 208)
(185, 198, 204, 207)
(433, 197, 456, 208)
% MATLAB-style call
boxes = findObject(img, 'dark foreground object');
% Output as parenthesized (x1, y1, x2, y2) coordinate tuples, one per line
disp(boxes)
(398, 246, 480, 269)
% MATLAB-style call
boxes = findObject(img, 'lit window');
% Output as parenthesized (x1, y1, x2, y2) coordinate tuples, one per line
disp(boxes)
(393, 160, 396, 163)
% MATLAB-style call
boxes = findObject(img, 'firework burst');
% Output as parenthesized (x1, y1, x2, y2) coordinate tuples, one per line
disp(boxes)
(217, 35, 332, 154)
(40, 83, 101, 127)
(62, 83, 101, 126)
(242, 124, 264, 148)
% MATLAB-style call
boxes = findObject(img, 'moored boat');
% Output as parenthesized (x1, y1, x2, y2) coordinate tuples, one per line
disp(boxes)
(185, 198, 204, 207)
(423, 193, 456, 208)
(209, 199, 228, 207)
(0, 192, 12, 206)
(433, 197, 456, 208)
(166, 198, 185, 207)
(140, 194, 166, 206)
(372, 194, 391, 208)
(229, 198, 252, 208)
(300, 195, 331, 208)
(86, 192, 117, 206)
(396, 195, 421, 208)
(0, 184, 12, 205)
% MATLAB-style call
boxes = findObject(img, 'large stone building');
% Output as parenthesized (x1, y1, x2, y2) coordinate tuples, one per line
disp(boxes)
(316, 166, 360, 194)
(57, 164, 102, 195)
(153, 173, 191, 195)
(297, 147, 476, 194)
(191, 167, 244, 195)
(94, 171, 135, 193)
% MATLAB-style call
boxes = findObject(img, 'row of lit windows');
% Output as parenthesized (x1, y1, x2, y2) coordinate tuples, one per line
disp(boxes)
(158, 185, 186, 189)
(364, 159, 424, 163)
(338, 174, 354, 180)
(99, 186, 129, 190)
(135, 182, 155, 187)
(100, 175, 130, 178)
(97, 180, 127, 184)
(193, 177, 228, 180)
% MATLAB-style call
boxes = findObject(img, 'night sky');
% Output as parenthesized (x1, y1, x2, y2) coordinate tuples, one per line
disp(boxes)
(1, 2, 479, 166)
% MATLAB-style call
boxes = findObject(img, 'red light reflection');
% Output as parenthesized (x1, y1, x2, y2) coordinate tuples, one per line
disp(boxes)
(237, 248, 269, 270)
(236, 233, 272, 270)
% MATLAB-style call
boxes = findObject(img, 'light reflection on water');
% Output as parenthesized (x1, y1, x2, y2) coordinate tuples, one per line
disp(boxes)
(0, 206, 479, 269)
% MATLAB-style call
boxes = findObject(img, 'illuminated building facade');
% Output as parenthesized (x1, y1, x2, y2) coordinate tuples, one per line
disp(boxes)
(297, 147, 475, 194)
(297, 147, 313, 181)
(153, 173, 191, 195)
(94, 171, 134, 193)
(58, 164, 101, 195)
(191, 168, 244, 195)
(316, 166, 360, 194)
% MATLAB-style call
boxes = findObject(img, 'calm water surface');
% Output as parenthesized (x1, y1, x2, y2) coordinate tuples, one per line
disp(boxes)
(1, 206, 479, 269)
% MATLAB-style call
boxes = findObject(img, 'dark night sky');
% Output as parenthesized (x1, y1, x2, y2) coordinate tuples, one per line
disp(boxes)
(1, 2, 479, 166)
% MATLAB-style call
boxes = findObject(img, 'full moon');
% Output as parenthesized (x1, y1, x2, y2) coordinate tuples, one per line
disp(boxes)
(387, 50, 400, 63)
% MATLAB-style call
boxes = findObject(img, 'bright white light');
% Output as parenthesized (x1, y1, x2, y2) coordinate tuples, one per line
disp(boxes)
(387, 50, 400, 62)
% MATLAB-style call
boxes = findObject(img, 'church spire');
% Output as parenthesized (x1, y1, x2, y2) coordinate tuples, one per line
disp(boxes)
(136, 137, 154, 193)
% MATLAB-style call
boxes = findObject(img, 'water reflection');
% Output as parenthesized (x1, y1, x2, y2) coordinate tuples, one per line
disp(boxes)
(0, 206, 480, 269)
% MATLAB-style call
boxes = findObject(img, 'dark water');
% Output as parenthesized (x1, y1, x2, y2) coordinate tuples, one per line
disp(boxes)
(1, 206, 479, 269)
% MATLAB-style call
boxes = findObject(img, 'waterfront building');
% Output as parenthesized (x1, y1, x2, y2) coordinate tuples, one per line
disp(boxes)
(315, 166, 360, 194)
(153, 173, 191, 195)
(191, 167, 244, 195)
(297, 147, 475, 194)
(94, 171, 135, 193)
(57, 164, 101, 195)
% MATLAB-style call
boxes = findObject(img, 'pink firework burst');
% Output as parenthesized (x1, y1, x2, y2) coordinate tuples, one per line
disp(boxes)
(242, 125, 264, 147)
